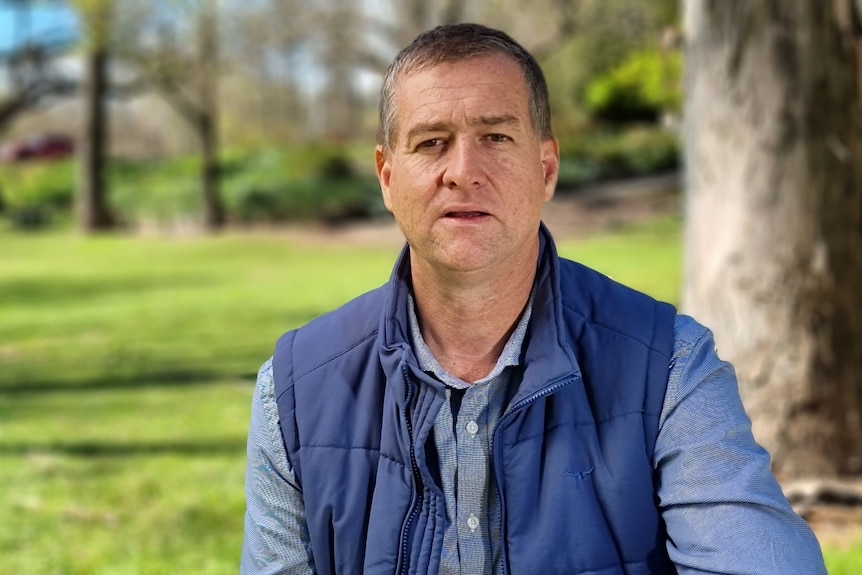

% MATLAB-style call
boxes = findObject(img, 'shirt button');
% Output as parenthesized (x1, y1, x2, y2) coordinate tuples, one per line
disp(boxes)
(467, 514, 480, 532)
(466, 420, 479, 435)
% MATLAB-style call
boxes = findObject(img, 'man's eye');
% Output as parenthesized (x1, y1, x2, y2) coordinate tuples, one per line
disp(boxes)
(417, 138, 446, 150)
(487, 134, 511, 143)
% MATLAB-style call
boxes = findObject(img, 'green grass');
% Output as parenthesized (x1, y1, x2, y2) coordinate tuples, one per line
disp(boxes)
(556, 215, 682, 304)
(0, 231, 397, 574)
(825, 543, 862, 574)
(0, 217, 857, 573)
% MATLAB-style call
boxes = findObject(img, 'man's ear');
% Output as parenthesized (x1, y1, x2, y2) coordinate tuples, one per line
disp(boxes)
(375, 145, 393, 212)
(540, 138, 560, 202)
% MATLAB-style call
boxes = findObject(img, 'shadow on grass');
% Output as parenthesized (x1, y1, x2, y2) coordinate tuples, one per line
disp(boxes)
(0, 439, 247, 458)
(0, 275, 213, 309)
(0, 369, 234, 395)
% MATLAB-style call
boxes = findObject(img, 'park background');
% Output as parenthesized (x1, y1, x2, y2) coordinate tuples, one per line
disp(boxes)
(1, 0, 861, 573)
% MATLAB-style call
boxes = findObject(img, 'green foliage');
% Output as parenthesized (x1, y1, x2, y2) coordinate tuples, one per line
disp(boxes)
(557, 127, 680, 189)
(0, 146, 386, 230)
(221, 147, 385, 225)
(0, 132, 680, 230)
(110, 156, 205, 226)
(541, 0, 679, 127)
(585, 49, 682, 124)
(0, 161, 75, 229)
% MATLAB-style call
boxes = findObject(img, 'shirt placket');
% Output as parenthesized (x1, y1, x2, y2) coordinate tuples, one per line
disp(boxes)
(455, 382, 492, 575)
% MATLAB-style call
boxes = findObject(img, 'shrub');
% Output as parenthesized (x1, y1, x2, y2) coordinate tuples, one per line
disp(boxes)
(0, 147, 387, 230)
(222, 148, 385, 225)
(556, 127, 680, 189)
(616, 128, 680, 174)
(585, 49, 682, 124)
(110, 157, 203, 227)
(0, 160, 74, 229)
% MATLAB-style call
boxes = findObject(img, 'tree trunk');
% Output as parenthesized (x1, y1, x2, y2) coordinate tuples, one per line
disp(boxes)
(197, 1, 224, 231)
(78, 45, 114, 231)
(682, 0, 862, 479)
(199, 111, 224, 230)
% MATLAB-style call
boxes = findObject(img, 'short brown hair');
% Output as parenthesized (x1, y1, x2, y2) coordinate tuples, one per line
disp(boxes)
(377, 23, 554, 150)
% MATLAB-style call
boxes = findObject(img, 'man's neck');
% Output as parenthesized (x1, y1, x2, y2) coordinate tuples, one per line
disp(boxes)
(410, 247, 538, 383)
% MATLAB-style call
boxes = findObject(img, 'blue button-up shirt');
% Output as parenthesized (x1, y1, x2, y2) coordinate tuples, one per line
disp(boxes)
(241, 309, 826, 574)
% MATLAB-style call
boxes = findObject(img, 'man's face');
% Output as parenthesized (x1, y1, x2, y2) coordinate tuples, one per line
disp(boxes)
(375, 53, 559, 275)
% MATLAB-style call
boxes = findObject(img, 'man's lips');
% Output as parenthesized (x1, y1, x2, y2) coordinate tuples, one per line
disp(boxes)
(445, 211, 488, 218)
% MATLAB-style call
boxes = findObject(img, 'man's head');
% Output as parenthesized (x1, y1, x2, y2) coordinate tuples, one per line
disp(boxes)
(377, 23, 554, 152)
(374, 24, 559, 277)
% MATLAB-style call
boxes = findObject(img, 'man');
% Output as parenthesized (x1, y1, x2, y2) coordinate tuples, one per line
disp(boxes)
(242, 23, 826, 575)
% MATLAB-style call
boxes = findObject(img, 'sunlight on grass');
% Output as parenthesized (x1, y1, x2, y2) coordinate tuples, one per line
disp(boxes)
(824, 543, 862, 574)
(0, 230, 398, 574)
(556, 215, 682, 305)
(0, 218, 856, 573)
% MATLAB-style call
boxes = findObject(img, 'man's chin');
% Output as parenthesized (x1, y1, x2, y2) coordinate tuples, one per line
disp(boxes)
(422, 245, 498, 275)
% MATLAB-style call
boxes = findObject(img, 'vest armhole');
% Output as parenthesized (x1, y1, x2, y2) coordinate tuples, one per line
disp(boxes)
(273, 330, 303, 488)
(643, 301, 676, 462)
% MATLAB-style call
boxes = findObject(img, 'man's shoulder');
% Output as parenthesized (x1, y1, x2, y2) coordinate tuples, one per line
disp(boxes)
(273, 284, 388, 383)
(556, 256, 676, 352)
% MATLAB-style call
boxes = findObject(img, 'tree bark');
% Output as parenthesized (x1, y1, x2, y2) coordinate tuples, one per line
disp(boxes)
(78, 44, 114, 231)
(683, 0, 862, 479)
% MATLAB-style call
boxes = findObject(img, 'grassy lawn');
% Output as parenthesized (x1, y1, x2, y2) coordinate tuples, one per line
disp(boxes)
(0, 230, 397, 574)
(0, 218, 856, 573)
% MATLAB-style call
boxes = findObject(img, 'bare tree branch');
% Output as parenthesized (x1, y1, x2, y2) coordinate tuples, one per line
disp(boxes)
(0, 77, 77, 132)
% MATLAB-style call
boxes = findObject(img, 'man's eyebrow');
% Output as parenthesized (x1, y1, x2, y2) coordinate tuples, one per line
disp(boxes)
(405, 122, 450, 144)
(469, 114, 520, 128)
(404, 115, 521, 145)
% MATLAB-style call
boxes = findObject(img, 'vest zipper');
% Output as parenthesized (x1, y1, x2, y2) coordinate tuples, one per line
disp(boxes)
(397, 365, 424, 575)
(492, 376, 579, 575)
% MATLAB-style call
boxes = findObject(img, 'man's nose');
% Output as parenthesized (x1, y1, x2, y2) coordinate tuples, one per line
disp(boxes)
(442, 138, 487, 189)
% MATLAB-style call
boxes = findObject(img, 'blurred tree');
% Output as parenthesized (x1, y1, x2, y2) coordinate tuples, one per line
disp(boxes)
(441, 0, 466, 25)
(194, 0, 224, 229)
(0, 0, 78, 133)
(318, 0, 362, 140)
(683, 0, 862, 479)
(75, 0, 116, 231)
(117, 0, 225, 230)
(221, 0, 309, 147)
(520, 0, 678, 138)
(356, 0, 476, 73)
(219, 0, 680, 147)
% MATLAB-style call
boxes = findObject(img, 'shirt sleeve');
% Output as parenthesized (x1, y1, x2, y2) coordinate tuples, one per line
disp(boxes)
(654, 315, 827, 574)
(241, 358, 316, 575)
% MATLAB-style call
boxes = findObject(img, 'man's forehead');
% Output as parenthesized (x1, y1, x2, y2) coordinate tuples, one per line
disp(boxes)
(395, 58, 529, 114)
(397, 53, 524, 87)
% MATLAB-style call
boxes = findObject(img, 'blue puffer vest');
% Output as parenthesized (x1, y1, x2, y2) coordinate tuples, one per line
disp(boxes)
(273, 226, 677, 574)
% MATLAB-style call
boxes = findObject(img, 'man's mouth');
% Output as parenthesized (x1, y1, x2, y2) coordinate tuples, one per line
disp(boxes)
(445, 211, 488, 218)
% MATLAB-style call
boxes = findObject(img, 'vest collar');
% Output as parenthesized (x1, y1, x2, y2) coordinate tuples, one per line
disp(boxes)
(377, 223, 583, 407)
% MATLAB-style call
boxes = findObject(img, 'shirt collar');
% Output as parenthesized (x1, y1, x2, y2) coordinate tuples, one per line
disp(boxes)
(407, 291, 533, 390)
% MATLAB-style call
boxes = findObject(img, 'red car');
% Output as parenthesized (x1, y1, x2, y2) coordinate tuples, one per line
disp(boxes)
(0, 134, 75, 163)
